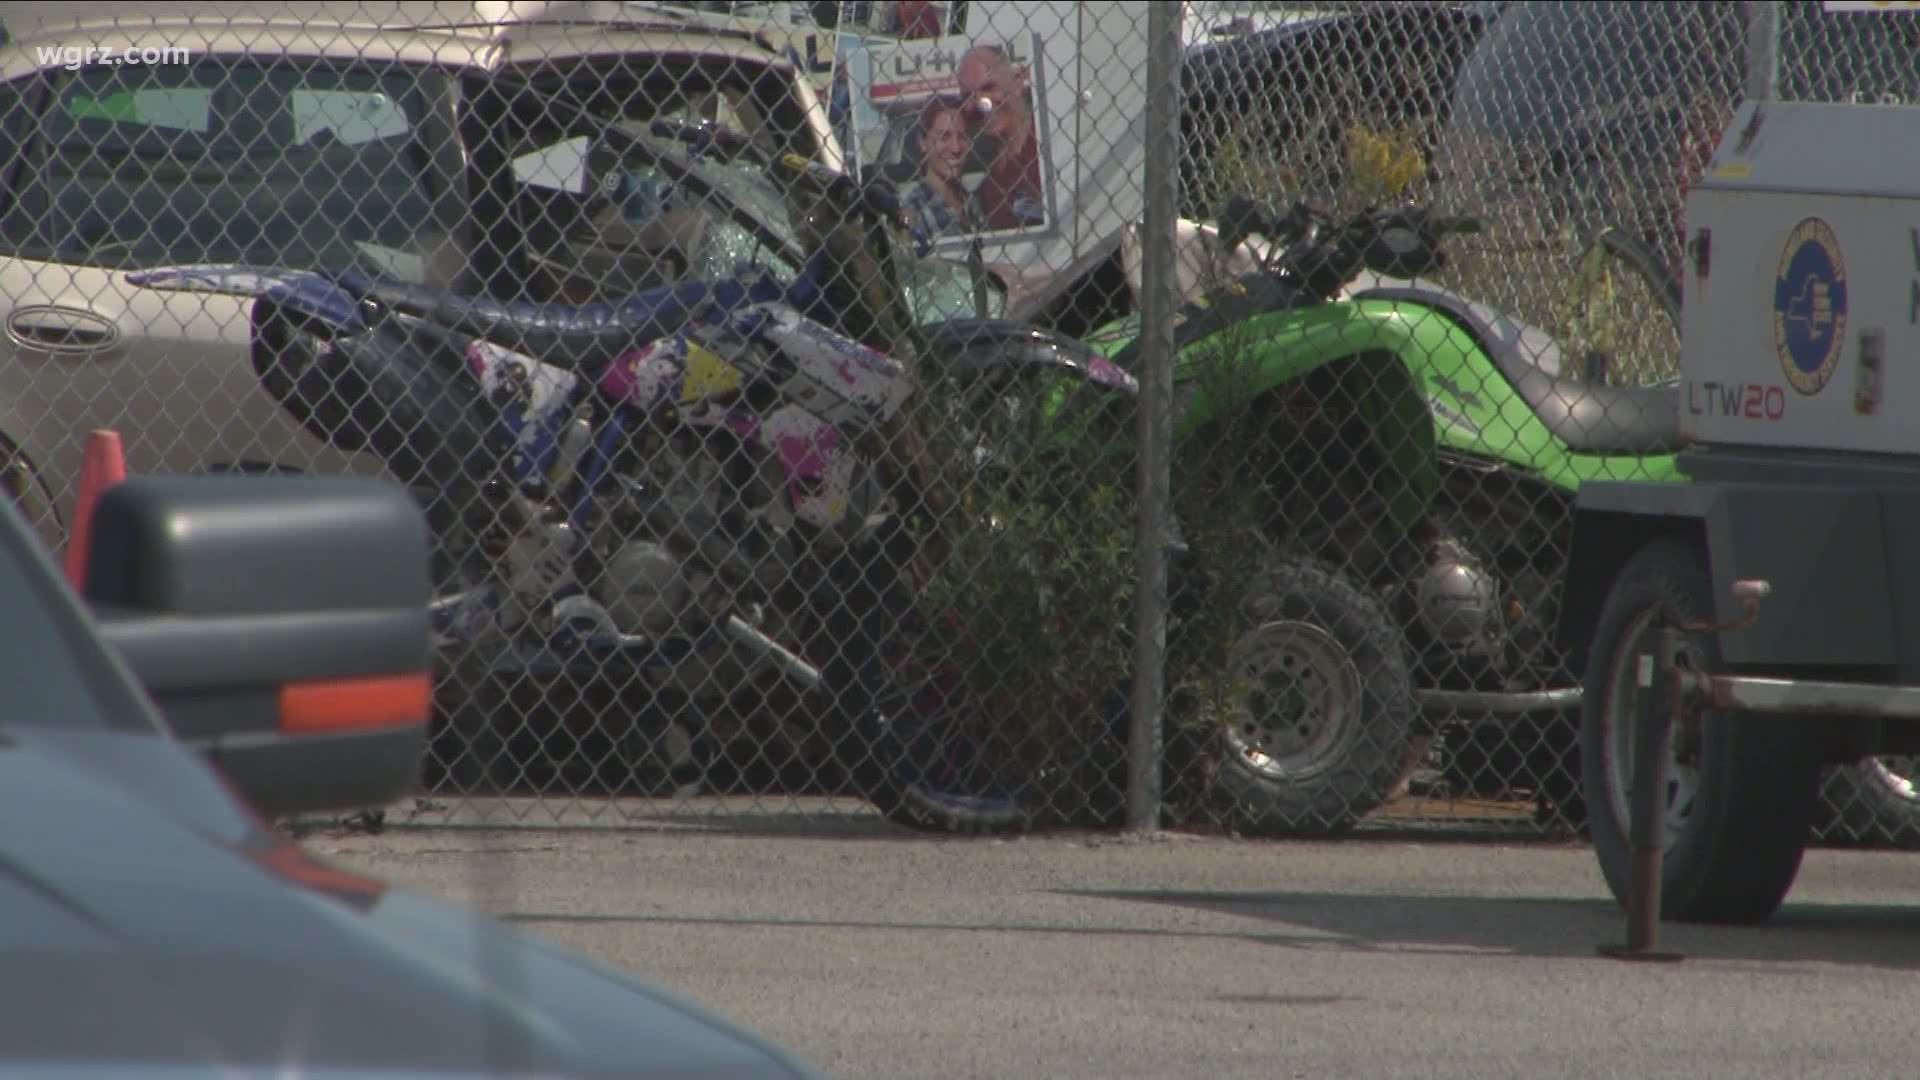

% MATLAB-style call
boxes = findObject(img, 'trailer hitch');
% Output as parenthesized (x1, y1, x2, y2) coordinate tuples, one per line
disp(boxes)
(1684, 579, 1771, 635)
(1596, 573, 1920, 961)
(1597, 579, 1770, 964)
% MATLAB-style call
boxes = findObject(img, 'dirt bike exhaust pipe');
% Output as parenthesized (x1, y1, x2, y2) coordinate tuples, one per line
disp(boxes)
(724, 615, 825, 692)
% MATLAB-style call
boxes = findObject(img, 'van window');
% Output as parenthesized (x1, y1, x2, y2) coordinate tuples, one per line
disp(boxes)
(1444, 1, 1747, 156)
(0, 59, 437, 279)
(1446, 1, 1920, 157)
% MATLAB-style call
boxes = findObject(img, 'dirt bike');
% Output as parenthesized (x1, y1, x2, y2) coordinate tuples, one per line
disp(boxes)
(241, 108, 1139, 835)
(1032, 197, 1693, 836)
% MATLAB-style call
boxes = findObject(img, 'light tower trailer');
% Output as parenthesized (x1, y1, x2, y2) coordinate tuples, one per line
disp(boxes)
(1552, 95, 1920, 943)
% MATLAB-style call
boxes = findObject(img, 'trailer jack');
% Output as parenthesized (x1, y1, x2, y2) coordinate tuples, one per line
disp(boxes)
(1599, 577, 1920, 961)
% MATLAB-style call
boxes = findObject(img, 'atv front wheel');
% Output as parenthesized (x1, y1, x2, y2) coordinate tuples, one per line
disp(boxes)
(1203, 556, 1419, 836)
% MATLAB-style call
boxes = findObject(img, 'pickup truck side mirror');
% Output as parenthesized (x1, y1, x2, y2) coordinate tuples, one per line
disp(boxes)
(80, 474, 433, 819)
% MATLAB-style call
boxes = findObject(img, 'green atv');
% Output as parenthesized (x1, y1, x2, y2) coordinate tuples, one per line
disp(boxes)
(1041, 197, 1690, 836)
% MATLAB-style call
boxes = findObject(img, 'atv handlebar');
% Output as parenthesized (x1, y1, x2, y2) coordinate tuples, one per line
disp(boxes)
(1226, 198, 1483, 244)
(1219, 195, 1484, 287)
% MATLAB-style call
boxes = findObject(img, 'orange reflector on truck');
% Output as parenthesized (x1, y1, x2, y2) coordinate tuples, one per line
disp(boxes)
(279, 673, 432, 734)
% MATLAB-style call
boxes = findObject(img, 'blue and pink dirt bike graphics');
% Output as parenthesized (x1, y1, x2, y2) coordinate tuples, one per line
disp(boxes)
(245, 253, 1135, 669)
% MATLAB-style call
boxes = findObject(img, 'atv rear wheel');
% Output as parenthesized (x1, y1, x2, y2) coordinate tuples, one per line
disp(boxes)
(1203, 555, 1419, 836)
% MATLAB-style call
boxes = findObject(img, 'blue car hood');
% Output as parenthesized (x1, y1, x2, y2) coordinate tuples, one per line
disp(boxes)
(0, 725, 819, 1079)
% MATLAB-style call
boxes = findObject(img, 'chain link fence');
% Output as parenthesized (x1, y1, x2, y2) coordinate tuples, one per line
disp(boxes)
(1, 0, 1918, 845)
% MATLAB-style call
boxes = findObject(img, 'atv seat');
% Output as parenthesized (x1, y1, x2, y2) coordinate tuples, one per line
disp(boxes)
(342, 273, 767, 373)
(1353, 285, 1682, 457)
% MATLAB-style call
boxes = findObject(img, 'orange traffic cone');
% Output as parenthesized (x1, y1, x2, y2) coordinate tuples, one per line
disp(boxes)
(64, 429, 127, 591)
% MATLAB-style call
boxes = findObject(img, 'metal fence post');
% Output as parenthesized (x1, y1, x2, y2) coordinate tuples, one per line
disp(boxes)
(1128, 1, 1184, 833)
(1746, 0, 1780, 103)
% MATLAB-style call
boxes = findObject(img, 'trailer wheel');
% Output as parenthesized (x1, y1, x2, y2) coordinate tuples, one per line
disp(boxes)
(1580, 536, 1823, 925)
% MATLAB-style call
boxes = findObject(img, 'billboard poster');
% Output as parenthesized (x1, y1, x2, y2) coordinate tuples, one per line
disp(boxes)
(839, 31, 1058, 251)
(830, 3, 1151, 316)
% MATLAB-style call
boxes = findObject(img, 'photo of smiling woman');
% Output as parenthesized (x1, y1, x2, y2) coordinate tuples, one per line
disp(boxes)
(899, 96, 974, 242)
(850, 30, 1058, 253)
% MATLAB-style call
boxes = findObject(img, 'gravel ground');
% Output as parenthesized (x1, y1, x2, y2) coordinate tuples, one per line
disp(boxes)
(317, 804, 1920, 1080)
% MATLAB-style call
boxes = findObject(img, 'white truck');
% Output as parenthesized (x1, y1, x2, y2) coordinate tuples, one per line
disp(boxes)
(1554, 91, 1920, 938)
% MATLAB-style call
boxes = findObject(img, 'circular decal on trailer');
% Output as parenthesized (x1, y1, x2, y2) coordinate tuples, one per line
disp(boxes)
(1772, 217, 1849, 396)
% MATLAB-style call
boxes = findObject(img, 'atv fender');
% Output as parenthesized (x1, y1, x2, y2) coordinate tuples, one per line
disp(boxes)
(1554, 479, 1895, 676)
(1174, 302, 1449, 535)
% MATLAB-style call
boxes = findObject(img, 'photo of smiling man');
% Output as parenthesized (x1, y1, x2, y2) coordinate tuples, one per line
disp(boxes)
(955, 42, 1045, 232)
(848, 30, 1056, 251)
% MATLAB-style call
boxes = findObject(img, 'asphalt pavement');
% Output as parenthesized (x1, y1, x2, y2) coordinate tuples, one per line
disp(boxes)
(322, 807, 1920, 1080)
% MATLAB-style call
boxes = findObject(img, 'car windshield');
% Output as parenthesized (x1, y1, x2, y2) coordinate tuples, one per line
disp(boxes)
(0, 499, 160, 735)
(0, 58, 440, 282)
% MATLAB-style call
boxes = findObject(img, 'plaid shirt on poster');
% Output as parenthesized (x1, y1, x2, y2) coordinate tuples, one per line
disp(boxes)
(901, 180, 968, 248)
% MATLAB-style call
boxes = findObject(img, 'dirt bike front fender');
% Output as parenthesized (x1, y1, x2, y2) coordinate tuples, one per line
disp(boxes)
(919, 318, 1139, 396)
